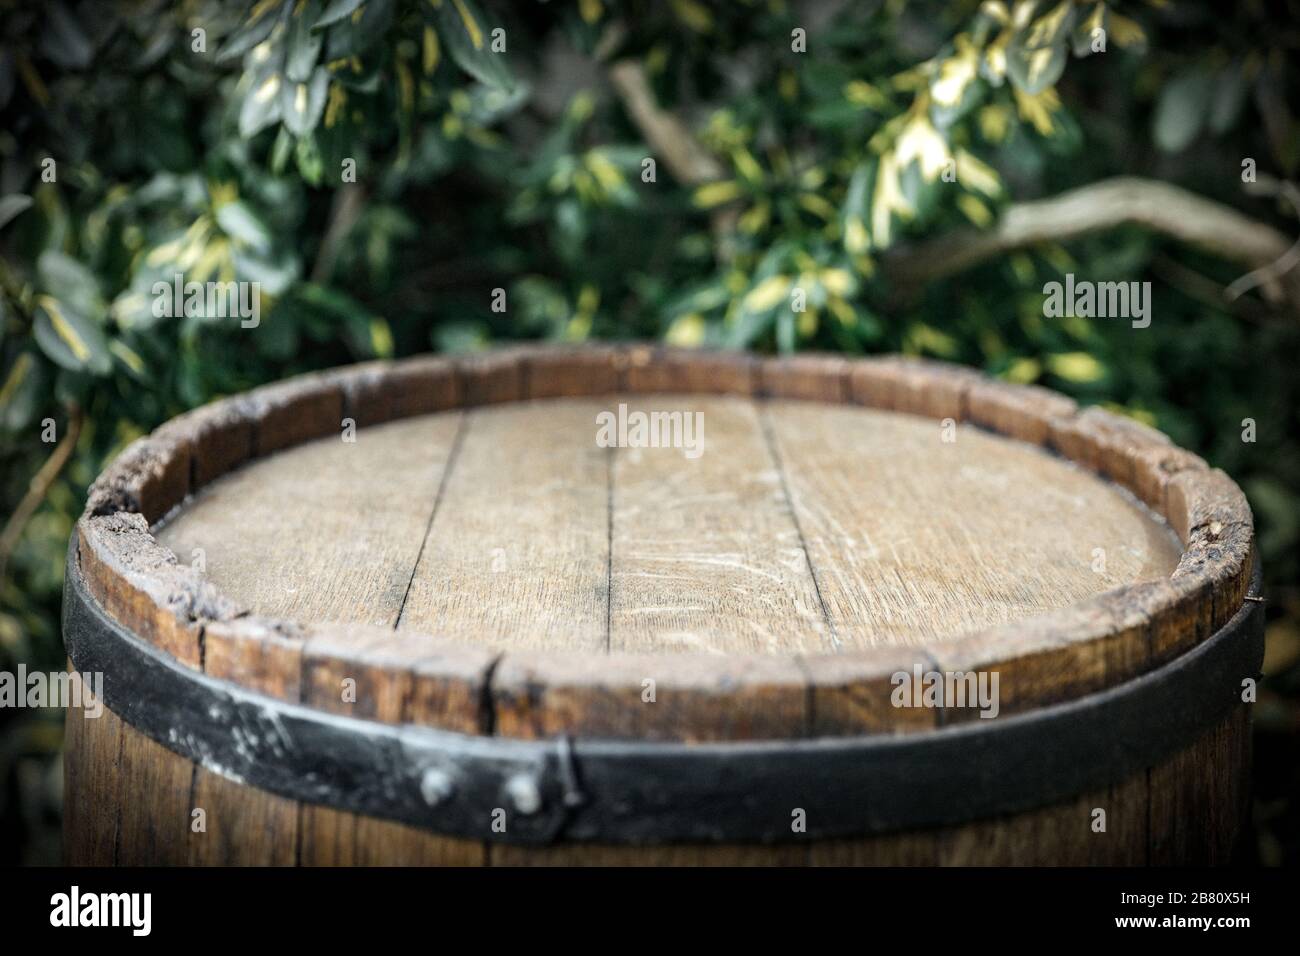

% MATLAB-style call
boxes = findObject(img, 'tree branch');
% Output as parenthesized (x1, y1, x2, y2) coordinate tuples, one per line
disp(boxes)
(0, 404, 83, 590)
(886, 176, 1300, 311)
(310, 185, 367, 285)
(606, 58, 738, 260)
(607, 59, 724, 185)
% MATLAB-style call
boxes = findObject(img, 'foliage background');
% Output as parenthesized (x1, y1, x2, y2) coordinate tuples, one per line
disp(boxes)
(1, 0, 1297, 864)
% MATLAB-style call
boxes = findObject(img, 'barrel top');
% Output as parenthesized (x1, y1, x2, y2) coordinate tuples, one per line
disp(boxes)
(154, 395, 1180, 653)
(74, 346, 1255, 740)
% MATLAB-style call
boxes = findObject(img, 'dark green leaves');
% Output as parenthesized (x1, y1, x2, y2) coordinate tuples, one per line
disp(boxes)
(0, 352, 46, 431)
(32, 297, 112, 375)
(431, 0, 513, 91)
(40, 1, 94, 70)
(239, 55, 286, 137)
(1153, 69, 1215, 153)
(217, 0, 287, 63)
(0, 194, 32, 231)
(30, 252, 112, 376)
(313, 0, 366, 31)
(285, 0, 325, 81)
(36, 250, 105, 320)
(215, 200, 272, 253)
(280, 68, 329, 137)
(1005, 3, 1075, 95)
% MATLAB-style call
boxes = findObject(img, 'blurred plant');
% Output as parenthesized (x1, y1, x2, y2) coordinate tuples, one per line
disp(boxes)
(1, 0, 1298, 863)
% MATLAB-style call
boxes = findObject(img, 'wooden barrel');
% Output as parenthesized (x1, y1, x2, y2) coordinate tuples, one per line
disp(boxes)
(63, 346, 1261, 866)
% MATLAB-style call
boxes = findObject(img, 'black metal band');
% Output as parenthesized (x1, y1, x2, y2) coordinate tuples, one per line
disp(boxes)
(62, 546, 1264, 845)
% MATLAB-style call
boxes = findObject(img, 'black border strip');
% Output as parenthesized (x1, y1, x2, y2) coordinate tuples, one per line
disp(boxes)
(62, 546, 1264, 845)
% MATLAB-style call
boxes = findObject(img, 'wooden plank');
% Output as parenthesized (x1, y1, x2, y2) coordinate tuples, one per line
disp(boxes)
(331, 356, 460, 429)
(112, 720, 196, 866)
(189, 618, 303, 865)
(156, 413, 462, 626)
(62, 674, 122, 866)
(78, 513, 240, 670)
(155, 397, 256, 490)
(624, 346, 756, 395)
(609, 395, 831, 654)
(1148, 704, 1252, 865)
(966, 378, 1077, 445)
(297, 625, 491, 865)
(83, 433, 190, 524)
(492, 651, 808, 741)
(524, 345, 624, 399)
(397, 400, 610, 651)
(490, 650, 808, 864)
(248, 372, 345, 457)
(760, 354, 849, 402)
(763, 400, 1182, 647)
(848, 356, 980, 421)
(934, 774, 1149, 865)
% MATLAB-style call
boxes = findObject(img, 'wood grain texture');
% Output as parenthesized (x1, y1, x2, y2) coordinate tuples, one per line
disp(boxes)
(157, 414, 462, 627)
(158, 396, 1182, 655)
(296, 624, 490, 865)
(1147, 704, 1252, 865)
(397, 399, 610, 650)
(62, 678, 122, 866)
(188, 618, 303, 865)
(624, 345, 756, 394)
(762, 400, 1180, 648)
(491, 647, 807, 865)
(111, 719, 195, 866)
(492, 650, 808, 741)
(933, 775, 1150, 866)
(609, 395, 830, 654)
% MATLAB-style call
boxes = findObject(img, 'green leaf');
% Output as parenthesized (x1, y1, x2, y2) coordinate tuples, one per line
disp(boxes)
(109, 339, 151, 384)
(216, 200, 272, 253)
(842, 162, 875, 255)
(1209, 62, 1249, 136)
(270, 126, 295, 174)
(1153, 69, 1213, 153)
(433, 0, 513, 91)
(217, 0, 287, 63)
(36, 250, 105, 320)
(32, 297, 112, 375)
(324, 0, 395, 59)
(285, 0, 324, 81)
(1006, 40, 1067, 95)
(233, 249, 298, 295)
(313, 0, 366, 31)
(1006, 4, 1075, 95)
(110, 282, 164, 331)
(280, 67, 329, 137)
(0, 351, 45, 432)
(240, 64, 285, 137)
(40, 1, 94, 70)
(294, 130, 325, 184)
(776, 309, 795, 354)
(0, 193, 33, 230)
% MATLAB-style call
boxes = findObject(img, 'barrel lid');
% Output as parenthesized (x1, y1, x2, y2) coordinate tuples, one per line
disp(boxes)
(73, 345, 1255, 742)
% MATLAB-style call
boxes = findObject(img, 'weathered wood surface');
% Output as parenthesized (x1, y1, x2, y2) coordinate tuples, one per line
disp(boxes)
(157, 395, 1182, 655)
(65, 346, 1257, 866)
